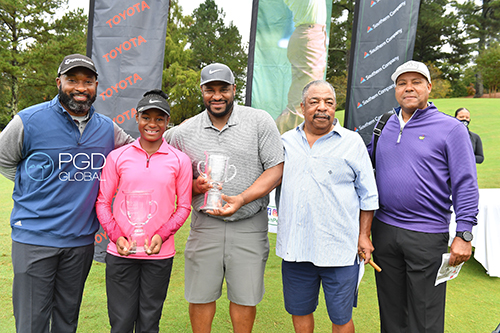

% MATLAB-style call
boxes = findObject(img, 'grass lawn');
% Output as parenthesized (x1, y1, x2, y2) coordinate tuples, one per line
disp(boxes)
(0, 97, 498, 332)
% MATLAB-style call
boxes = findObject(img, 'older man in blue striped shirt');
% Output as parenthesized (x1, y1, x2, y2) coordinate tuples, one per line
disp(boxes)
(276, 80, 379, 333)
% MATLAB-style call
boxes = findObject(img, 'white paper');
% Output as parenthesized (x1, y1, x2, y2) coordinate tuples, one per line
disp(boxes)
(435, 253, 464, 286)
(357, 257, 365, 292)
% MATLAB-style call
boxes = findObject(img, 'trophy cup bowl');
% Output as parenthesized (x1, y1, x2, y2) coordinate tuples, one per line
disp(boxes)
(197, 152, 237, 211)
(120, 190, 158, 253)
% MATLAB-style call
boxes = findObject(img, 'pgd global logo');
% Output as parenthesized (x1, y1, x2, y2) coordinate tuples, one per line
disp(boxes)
(26, 153, 55, 181)
(25, 152, 107, 182)
(58, 153, 107, 182)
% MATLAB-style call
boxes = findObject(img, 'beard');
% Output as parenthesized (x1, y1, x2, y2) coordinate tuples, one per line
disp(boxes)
(206, 99, 234, 118)
(58, 86, 96, 115)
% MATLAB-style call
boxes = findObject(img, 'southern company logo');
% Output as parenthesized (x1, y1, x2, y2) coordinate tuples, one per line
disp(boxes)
(357, 102, 363, 108)
(26, 152, 54, 181)
(364, 52, 370, 59)
(366, 2, 406, 34)
(371, 1, 377, 7)
(360, 77, 366, 84)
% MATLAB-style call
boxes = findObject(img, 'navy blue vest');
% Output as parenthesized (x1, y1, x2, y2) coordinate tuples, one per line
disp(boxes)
(12, 96, 115, 247)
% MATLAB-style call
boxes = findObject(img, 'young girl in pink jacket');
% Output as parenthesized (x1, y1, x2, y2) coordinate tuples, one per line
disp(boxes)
(96, 89, 192, 332)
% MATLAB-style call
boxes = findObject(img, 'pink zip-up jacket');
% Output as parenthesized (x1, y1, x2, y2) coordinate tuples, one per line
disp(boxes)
(96, 138, 192, 259)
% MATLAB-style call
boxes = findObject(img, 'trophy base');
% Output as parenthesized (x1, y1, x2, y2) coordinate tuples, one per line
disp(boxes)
(200, 205, 222, 212)
(200, 189, 223, 212)
(128, 244, 148, 254)
(128, 233, 149, 254)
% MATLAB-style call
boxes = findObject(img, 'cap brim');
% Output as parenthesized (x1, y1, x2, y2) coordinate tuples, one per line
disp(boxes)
(59, 64, 98, 76)
(200, 78, 234, 86)
(391, 69, 430, 83)
(137, 105, 170, 116)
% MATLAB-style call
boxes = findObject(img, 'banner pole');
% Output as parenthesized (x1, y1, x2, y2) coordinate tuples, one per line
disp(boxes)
(245, 0, 260, 107)
(86, 0, 95, 57)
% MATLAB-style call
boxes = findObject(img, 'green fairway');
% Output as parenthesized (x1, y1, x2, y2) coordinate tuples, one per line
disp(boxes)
(0, 97, 498, 332)
(433, 98, 500, 189)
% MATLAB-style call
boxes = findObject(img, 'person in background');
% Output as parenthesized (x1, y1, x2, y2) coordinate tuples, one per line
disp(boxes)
(275, 0, 328, 133)
(0, 54, 133, 333)
(169, 63, 284, 333)
(96, 89, 192, 333)
(455, 107, 484, 164)
(368, 60, 479, 333)
(277, 80, 378, 333)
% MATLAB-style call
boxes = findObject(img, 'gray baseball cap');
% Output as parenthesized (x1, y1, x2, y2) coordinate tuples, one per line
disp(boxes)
(58, 54, 98, 77)
(200, 63, 235, 86)
(391, 60, 431, 83)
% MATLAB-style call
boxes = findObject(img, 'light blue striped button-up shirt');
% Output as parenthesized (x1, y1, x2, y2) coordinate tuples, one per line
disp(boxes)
(276, 121, 379, 267)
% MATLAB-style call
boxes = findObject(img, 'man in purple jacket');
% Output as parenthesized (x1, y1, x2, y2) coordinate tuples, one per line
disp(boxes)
(368, 60, 478, 333)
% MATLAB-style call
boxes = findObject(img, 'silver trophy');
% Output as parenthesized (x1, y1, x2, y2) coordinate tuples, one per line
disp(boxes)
(197, 152, 237, 211)
(120, 190, 158, 254)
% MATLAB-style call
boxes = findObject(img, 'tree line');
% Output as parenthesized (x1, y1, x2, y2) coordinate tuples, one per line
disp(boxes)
(1, 0, 498, 129)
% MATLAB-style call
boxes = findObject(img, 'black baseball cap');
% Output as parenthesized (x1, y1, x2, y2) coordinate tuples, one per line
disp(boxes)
(58, 54, 98, 77)
(136, 89, 170, 117)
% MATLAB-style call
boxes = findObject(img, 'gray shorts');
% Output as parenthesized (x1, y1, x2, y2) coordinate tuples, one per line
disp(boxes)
(184, 209, 269, 306)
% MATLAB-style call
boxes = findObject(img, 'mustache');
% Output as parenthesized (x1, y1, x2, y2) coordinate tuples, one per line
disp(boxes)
(71, 92, 91, 100)
(313, 113, 331, 120)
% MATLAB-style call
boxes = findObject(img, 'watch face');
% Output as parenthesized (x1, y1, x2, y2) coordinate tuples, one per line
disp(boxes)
(463, 231, 473, 242)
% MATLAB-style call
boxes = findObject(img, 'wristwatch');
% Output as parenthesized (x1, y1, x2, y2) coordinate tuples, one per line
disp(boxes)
(456, 231, 473, 242)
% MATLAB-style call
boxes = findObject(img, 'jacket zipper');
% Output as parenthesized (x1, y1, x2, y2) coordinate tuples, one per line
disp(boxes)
(397, 127, 403, 143)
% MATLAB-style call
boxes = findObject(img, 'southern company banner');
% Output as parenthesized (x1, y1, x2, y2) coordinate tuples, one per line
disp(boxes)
(87, 0, 170, 139)
(87, 0, 170, 261)
(345, 0, 421, 144)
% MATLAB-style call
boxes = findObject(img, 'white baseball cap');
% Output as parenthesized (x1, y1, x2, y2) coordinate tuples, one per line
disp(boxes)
(391, 60, 431, 83)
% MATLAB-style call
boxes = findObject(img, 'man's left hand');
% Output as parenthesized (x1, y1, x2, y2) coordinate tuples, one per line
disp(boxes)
(206, 194, 244, 217)
(449, 236, 472, 266)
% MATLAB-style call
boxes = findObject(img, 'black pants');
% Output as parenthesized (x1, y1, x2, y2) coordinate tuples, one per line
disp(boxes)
(12, 241, 94, 333)
(105, 253, 173, 333)
(372, 218, 449, 333)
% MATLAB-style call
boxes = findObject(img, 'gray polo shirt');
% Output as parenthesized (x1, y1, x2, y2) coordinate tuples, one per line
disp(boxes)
(170, 104, 284, 222)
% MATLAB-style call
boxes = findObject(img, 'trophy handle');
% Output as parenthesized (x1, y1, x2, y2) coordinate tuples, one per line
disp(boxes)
(197, 160, 207, 178)
(225, 164, 237, 182)
(120, 200, 127, 217)
(147, 200, 159, 223)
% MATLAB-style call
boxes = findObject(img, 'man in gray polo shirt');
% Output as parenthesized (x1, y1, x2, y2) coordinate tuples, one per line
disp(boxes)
(169, 63, 284, 333)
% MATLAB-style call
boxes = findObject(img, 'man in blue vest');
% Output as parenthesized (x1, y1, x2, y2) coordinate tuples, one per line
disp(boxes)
(0, 54, 133, 333)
